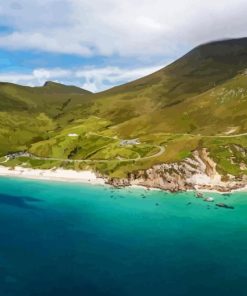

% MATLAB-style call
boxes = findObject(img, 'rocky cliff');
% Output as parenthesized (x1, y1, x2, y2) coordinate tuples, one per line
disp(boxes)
(107, 148, 247, 192)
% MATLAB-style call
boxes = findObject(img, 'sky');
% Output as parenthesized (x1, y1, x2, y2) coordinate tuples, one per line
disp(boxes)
(0, 0, 246, 92)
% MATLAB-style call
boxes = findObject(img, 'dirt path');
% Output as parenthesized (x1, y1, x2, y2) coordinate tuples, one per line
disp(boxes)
(175, 132, 247, 139)
(0, 156, 9, 164)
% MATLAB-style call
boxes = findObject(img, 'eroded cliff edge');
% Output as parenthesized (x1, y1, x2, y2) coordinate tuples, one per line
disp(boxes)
(107, 148, 247, 192)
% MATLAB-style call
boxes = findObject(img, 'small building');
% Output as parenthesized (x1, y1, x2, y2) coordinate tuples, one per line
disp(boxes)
(7, 152, 32, 159)
(120, 138, 140, 146)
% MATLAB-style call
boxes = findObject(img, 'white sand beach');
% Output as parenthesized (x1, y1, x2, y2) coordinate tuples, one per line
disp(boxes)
(0, 166, 106, 185)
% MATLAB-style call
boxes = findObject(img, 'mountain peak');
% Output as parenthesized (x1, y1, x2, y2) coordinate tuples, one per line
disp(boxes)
(42, 81, 92, 94)
(43, 81, 65, 87)
(186, 37, 247, 60)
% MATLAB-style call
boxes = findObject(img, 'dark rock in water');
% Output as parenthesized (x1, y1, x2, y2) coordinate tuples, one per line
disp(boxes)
(195, 192, 204, 198)
(187, 202, 192, 206)
(216, 203, 234, 209)
(156, 203, 159, 206)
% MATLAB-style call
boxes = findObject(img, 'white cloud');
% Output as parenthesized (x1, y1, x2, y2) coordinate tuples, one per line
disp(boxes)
(0, 65, 163, 92)
(0, 68, 71, 86)
(32, 68, 71, 80)
(76, 65, 162, 91)
(0, 32, 91, 56)
(0, 0, 247, 58)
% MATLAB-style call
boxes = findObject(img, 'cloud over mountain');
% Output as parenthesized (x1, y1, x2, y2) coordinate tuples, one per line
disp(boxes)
(0, 0, 247, 58)
(0, 65, 162, 92)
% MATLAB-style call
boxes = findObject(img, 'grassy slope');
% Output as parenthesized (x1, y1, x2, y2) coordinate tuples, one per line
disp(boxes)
(90, 38, 247, 136)
(0, 82, 93, 155)
(0, 81, 91, 113)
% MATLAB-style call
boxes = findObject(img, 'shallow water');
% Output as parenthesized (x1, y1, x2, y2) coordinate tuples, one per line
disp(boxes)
(0, 177, 246, 295)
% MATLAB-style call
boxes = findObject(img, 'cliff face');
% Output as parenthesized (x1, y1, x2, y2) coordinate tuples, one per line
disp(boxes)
(107, 149, 247, 192)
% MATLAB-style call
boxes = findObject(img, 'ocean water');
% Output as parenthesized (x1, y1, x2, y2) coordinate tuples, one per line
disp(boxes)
(0, 177, 247, 296)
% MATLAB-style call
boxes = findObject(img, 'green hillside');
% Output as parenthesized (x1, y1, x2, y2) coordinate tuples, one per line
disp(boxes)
(2, 38, 247, 178)
(0, 82, 92, 155)
(75, 38, 247, 134)
(0, 81, 91, 113)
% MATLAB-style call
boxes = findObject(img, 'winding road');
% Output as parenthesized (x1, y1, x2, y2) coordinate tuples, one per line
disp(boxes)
(206, 132, 247, 138)
(1, 145, 165, 165)
(4, 129, 247, 165)
(29, 145, 165, 163)
(3, 130, 246, 165)
(0, 123, 247, 168)
(171, 132, 247, 139)
(0, 156, 9, 164)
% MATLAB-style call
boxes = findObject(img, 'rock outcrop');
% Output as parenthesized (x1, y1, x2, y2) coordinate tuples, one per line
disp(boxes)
(107, 148, 247, 192)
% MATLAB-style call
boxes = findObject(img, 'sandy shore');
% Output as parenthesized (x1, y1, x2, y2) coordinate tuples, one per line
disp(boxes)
(0, 165, 246, 193)
(0, 166, 106, 185)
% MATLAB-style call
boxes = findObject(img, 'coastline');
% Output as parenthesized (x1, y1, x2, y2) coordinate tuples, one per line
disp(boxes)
(0, 166, 159, 192)
(0, 166, 106, 185)
(0, 165, 247, 194)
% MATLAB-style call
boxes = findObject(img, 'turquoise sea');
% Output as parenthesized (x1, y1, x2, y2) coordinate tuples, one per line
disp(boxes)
(0, 177, 247, 296)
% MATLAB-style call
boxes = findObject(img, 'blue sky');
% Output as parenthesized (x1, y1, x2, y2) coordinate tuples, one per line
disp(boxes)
(0, 0, 246, 92)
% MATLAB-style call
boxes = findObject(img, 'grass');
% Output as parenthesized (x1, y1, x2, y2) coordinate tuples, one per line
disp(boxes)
(202, 136, 247, 176)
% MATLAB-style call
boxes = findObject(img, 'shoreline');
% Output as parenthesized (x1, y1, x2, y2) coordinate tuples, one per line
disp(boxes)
(0, 165, 247, 194)
(0, 166, 106, 186)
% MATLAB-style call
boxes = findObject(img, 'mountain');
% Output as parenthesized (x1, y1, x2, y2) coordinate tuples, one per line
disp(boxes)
(71, 37, 247, 136)
(2, 38, 247, 186)
(0, 81, 91, 113)
(42, 81, 91, 94)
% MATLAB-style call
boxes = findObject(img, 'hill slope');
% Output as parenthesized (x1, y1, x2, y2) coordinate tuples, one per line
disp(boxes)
(67, 38, 247, 136)
(0, 81, 91, 113)
(0, 82, 92, 155)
